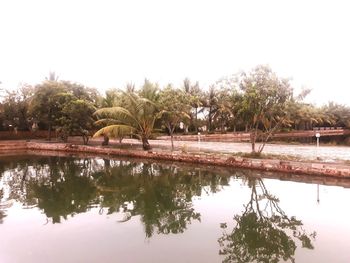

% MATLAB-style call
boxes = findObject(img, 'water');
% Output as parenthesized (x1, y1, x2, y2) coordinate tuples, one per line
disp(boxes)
(0, 154, 350, 263)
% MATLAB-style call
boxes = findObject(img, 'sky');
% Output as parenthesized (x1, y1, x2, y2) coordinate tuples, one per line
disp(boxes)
(0, 0, 349, 105)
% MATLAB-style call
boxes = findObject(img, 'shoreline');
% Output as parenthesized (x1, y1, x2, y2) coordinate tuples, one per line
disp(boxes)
(1, 140, 349, 179)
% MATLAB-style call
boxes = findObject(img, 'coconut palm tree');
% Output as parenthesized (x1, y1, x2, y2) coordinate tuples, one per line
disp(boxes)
(212, 88, 235, 133)
(93, 92, 160, 150)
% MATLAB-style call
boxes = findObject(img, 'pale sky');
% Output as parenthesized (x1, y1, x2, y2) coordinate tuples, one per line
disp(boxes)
(0, 0, 349, 105)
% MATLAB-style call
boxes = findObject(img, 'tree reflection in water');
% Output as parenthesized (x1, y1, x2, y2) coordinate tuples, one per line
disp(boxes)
(0, 156, 229, 237)
(0, 155, 317, 253)
(0, 189, 8, 224)
(218, 177, 316, 263)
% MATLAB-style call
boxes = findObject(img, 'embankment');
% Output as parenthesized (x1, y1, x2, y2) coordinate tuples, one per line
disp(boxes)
(0, 140, 349, 178)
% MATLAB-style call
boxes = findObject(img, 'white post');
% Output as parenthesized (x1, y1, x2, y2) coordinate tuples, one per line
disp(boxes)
(198, 132, 201, 151)
(315, 132, 321, 203)
(315, 133, 320, 159)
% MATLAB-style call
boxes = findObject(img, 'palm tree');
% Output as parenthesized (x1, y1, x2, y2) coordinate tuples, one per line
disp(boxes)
(322, 102, 350, 128)
(204, 85, 218, 132)
(93, 92, 160, 150)
(212, 88, 234, 132)
(183, 78, 203, 132)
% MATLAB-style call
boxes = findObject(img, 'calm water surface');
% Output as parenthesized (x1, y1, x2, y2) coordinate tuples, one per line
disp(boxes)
(0, 155, 350, 263)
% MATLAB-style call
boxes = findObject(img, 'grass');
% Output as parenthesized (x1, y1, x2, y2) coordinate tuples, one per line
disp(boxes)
(230, 151, 303, 161)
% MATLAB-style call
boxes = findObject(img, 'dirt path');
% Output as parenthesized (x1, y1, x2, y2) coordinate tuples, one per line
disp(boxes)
(124, 139, 350, 163)
(41, 137, 350, 163)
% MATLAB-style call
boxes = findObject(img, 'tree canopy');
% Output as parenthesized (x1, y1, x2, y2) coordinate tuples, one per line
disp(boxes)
(1, 65, 350, 150)
(94, 91, 161, 150)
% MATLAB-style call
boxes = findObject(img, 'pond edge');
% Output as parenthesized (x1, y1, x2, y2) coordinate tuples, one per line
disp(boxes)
(1, 141, 348, 179)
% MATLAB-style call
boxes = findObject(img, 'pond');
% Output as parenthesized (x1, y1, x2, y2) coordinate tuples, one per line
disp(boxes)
(0, 154, 350, 263)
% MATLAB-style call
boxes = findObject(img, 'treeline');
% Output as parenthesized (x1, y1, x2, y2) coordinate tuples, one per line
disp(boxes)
(0, 66, 349, 152)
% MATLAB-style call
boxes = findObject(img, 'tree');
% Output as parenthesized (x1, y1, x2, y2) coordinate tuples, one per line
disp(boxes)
(204, 85, 218, 132)
(212, 88, 236, 132)
(54, 82, 98, 144)
(322, 102, 350, 128)
(183, 78, 204, 132)
(237, 65, 294, 154)
(215, 77, 245, 132)
(30, 80, 99, 141)
(29, 81, 67, 140)
(288, 102, 325, 130)
(57, 97, 96, 144)
(97, 89, 121, 145)
(0, 84, 34, 131)
(93, 91, 161, 150)
(100, 88, 119, 108)
(138, 79, 160, 103)
(159, 85, 191, 150)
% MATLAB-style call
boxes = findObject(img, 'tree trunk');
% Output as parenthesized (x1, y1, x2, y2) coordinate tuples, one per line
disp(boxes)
(102, 134, 109, 146)
(250, 132, 256, 153)
(195, 107, 198, 132)
(168, 124, 175, 151)
(170, 134, 174, 150)
(142, 137, 151, 150)
(82, 135, 89, 145)
(48, 123, 52, 141)
(208, 106, 212, 132)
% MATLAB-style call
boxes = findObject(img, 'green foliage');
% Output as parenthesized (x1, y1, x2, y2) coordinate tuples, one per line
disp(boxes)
(94, 91, 161, 150)
(93, 124, 135, 138)
(159, 85, 191, 149)
(0, 156, 229, 234)
(0, 85, 34, 130)
(138, 79, 160, 102)
(237, 65, 294, 153)
(2, 65, 350, 146)
(100, 88, 119, 108)
(322, 102, 350, 128)
(30, 80, 99, 141)
(203, 85, 237, 132)
(57, 99, 96, 144)
(183, 78, 205, 132)
(29, 81, 67, 139)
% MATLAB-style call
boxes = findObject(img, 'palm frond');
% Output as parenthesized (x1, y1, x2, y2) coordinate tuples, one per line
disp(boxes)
(94, 107, 138, 126)
(94, 118, 121, 126)
(93, 125, 135, 138)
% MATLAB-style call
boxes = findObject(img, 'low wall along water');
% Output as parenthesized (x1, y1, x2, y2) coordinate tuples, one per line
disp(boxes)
(0, 140, 349, 178)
